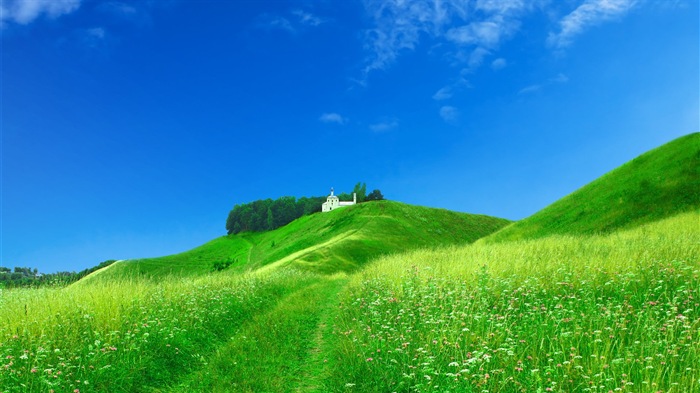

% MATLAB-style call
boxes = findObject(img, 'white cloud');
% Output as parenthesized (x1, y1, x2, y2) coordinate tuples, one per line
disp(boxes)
(96, 1, 153, 27)
(77, 27, 107, 49)
(467, 46, 491, 69)
(256, 9, 328, 34)
(550, 73, 569, 83)
(361, 0, 642, 82)
(361, 0, 464, 73)
(100, 1, 137, 16)
(87, 27, 105, 39)
(548, 0, 638, 49)
(518, 73, 569, 94)
(439, 105, 459, 123)
(369, 118, 398, 132)
(475, 0, 528, 14)
(1, 0, 81, 26)
(491, 57, 507, 70)
(319, 113, 348, 125)
(518, 84, 541, 95)
(432, 77, 471, 100)
(432, 86, 453, 100)
(361, 0, 530, 76)
(446, 19, 504, 48)
(256, 14, 295, 33)
(292, 9, 326, 27)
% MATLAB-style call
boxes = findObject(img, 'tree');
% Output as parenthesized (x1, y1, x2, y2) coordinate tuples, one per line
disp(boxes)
(366, 189, 384, 201)
(353, 182, 367, 202)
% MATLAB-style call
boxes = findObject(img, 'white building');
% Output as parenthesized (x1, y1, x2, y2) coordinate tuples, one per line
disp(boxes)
(322, 188, 356, 212)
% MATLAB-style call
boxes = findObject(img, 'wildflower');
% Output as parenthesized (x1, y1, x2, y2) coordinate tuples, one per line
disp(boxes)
(366, 357, 373, 362)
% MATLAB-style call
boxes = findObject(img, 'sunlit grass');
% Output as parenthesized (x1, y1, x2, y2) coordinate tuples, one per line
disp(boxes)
(0, 270, 319, 392)
(326, 211, 699, 392)
(488, 132, 699, 242)
(1, 207, 696, 392)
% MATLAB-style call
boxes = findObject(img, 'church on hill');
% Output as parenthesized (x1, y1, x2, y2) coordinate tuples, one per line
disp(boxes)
(322, 188, 356, 212)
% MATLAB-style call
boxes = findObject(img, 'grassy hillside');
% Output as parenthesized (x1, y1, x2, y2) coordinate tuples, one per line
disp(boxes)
(90, 201, 510, 280)
(4, 211, 697, 392)
(325, 209, 699, 392)
(487, 132, 700, 242)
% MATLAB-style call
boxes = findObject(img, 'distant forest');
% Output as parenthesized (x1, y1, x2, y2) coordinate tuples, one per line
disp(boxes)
(226, 183, 384, 235)
(0, 260, 117, 288)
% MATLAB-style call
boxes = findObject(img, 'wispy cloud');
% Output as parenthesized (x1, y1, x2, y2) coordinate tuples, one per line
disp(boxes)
(361, 0, 532, 76)
(256, 13, 295, 33)
(99, 1, 137, 16)
(491, 57, 507, 70)
(433, 86, 453, 101)
(361, 0, 642, 84)
(446, 19, 506, 48)
(439, 105, 459, 123)
(433, 78, 471, 101)
(518, 84, 541, 95)
(548, 0, 639, 49)
(519, 73, 569, 94)
(257, 9, 327, 34)
(369, 118, 398, 132)
(1, 0, 81, 27)
(361, 0, 459, 74)
(97, 1, 152, 27)
(80, 27, 107, 48)
(292, 9, 327, 27)
(319, 113, 348, 125)
(550, 73, 569, 83)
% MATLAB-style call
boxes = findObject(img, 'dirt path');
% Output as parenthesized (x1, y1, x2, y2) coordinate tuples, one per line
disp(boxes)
(291, 276, 346, 393)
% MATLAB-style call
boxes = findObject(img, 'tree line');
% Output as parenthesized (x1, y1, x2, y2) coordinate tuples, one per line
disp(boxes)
(0, 260, 117, 288)
(226, 183, 384, 235)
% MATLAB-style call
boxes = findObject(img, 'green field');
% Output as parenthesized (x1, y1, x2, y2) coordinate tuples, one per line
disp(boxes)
(1, 133, 698, 392)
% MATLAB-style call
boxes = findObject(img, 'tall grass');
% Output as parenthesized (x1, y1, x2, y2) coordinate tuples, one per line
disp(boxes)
(170, 274, 348, 393)
(325, 211, 699, 392)
(0, 270, 319, 392)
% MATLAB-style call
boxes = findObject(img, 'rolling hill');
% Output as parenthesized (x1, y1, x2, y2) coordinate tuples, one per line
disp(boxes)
(7, 134, 699, 393)
(486, 132, 700, 243)
(87, 200, 510, 281)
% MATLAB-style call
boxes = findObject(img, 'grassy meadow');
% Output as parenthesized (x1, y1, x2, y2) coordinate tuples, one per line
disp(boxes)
(2, 211, 697, 392)
(0, 270, 323, 392)
(326, 210, 699, 392)
(1, 135, 697, 392)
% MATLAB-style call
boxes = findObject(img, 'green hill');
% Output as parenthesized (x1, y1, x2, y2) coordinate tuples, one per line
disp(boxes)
(486, 132, 700, 243)
(89, 200, 510, 281)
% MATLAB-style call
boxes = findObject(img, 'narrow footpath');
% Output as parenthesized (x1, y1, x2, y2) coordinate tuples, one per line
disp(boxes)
(166, 275, 347, 393)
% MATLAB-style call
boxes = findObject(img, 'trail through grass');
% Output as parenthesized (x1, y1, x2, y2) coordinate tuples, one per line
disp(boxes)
(0, 270, 319, 392)
(168, 274, 348, 393)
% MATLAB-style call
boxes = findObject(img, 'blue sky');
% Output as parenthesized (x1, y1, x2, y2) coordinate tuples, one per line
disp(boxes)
(2, 0, 698, 273)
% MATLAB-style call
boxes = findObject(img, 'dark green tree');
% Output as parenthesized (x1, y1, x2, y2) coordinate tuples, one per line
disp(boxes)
(366, 189, 384, 201)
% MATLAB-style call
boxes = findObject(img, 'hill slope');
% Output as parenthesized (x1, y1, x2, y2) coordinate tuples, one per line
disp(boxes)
(486, 132, 700, 242)
(90, 201, 510, 280)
